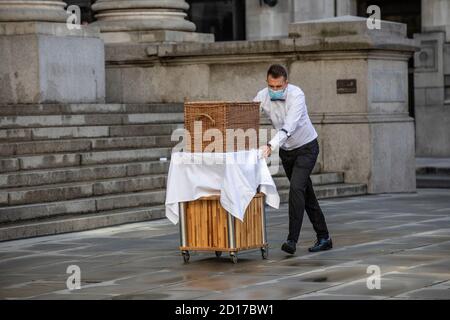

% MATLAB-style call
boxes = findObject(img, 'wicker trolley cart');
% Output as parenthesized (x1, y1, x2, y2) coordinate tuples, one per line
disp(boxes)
(179, 193, 268, 264)
(179, 101, 267, 263)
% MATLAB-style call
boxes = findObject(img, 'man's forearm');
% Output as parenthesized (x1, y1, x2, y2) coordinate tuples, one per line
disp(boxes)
(268, 129, 288, 150)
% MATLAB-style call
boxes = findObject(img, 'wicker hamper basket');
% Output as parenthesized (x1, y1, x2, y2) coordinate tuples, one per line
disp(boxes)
(184, 101, 260, 152)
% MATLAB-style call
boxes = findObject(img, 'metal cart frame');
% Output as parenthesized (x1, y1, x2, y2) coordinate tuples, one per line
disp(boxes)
(178, 194, 268, 264)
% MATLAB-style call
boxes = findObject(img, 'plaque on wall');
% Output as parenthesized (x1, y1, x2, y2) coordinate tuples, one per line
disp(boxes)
(337, 79, 357, 94)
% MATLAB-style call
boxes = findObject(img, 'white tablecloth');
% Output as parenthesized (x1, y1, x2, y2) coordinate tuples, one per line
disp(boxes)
(165, 150, 280, 224)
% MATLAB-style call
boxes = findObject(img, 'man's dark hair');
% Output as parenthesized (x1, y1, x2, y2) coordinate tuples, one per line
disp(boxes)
(267, 64, 288, 79)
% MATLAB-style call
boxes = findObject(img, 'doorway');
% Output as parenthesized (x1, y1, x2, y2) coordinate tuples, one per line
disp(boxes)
(186, 0, 246, 41)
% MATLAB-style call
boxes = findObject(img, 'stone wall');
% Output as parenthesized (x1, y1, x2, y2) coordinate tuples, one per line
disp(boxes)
(105, 16, 418, 194)
(413, 0, 450, 157)
(0, 23, 105, 104)
(0, 0, 105, 104)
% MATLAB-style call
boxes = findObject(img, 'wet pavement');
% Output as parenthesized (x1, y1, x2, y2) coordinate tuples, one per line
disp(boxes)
(0, 189, 449, 300)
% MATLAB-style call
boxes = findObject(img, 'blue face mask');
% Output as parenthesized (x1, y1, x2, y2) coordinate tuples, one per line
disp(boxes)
(268, 87, 286, 100)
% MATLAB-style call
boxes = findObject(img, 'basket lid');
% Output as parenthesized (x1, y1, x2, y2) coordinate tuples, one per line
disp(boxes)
(184, 101, 259, 107)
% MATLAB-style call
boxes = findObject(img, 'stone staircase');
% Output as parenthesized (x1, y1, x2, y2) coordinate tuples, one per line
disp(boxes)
(416, 158, 450, 188)
(0, 103, 367, 241)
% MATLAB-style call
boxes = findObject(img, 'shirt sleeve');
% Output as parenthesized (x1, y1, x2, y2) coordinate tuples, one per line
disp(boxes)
(253, 91, 264, 115)
(268, 91, 305, 150)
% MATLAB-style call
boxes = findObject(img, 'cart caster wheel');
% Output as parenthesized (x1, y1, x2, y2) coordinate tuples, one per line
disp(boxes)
(261, 247, 268, 259)
(230, 252, 238, 264)
(215, 251, 222, 258)
(182, 251, 190, 263)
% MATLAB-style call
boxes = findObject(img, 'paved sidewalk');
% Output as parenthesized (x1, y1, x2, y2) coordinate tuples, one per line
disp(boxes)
(0, 189, 449, 300)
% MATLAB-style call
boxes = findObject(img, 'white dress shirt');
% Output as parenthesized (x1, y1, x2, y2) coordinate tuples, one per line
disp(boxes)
(253, 83, 318, 151)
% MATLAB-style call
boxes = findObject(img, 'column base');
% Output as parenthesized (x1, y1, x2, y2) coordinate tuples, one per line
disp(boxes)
(0, 22, 105, 104)
(99, 29, 214, 44)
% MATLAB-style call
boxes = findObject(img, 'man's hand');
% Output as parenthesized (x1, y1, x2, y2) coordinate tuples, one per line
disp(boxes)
(259, 144, 272, 159)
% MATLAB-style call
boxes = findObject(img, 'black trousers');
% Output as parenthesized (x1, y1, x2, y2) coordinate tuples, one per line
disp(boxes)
(279, 138, 329, 243)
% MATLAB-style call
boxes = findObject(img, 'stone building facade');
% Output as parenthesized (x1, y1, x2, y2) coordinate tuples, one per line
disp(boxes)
(0, 0, 447, 240)
(58, 0, 448, 157)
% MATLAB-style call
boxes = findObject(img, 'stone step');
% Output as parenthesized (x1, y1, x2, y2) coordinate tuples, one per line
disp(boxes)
(110, 123, 186, 138)
(416, 158, 450, 188)
(0, 122, 272, 142)
(272, 161, 321, 176)
(0, 135, 177, 156)
(0, 123, 185, 142)
(0, 154, 319, 183)
(0, 119, 271, 147)
(278, 183, 367, 203)
(0, 157, 325, 190)
(0, 181, 367, 242)
(0, 160, 170, 188)
(416, 167, 450, 176)
(416, 175, 450, 188)
(0, 204, 166, 242)
(0, 173, 168, 206)
(0, 147, 172, 173)
(0, 189, 166, 224)
(260, 119, 272, 125)
(0, 103, 184, 116)
(0, 144, 324, 173)
(0, 113, 185, 129)
(0, 171, 361, 222)
(273, 172, 344, 189)
(0, 121, 271, 142)
(0, 168, 344, 206)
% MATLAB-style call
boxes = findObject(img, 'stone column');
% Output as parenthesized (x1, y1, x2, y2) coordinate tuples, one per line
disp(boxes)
(245, 0, 357, 41)
(422, 0, 450, 35)
(292, 0, 356, 21)
(292, 0, 335, 22)
(336, 0, 357, 17)
(245, 0, 292, 41)
(0, 0, 105, 104)
(0, 0, 67, 22)
(90, 0, 213, 43)
(413, 0, 450, 157)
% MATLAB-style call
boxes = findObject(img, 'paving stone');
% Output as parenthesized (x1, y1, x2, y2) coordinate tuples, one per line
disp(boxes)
(1, 189, 449, 299)
(317, 272, 449, 298)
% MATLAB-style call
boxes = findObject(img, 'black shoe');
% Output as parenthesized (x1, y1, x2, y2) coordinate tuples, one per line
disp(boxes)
(308, 237, 333, 252)
(281, 240, 297, 254)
